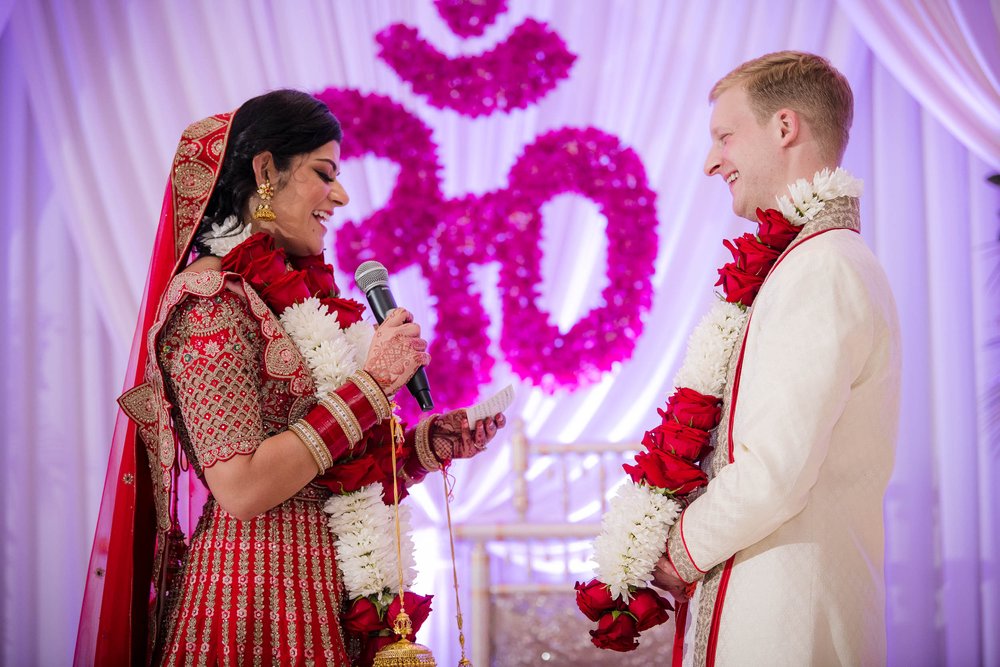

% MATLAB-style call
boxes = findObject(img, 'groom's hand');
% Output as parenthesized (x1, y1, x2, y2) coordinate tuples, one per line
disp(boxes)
(651, 554, 692, 603)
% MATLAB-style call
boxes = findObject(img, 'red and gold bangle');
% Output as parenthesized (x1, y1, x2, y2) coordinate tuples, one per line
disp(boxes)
(290, 379, 382, 472)
(289, 420, 334, 474)
(349, 370, 392, 422)
(318, 393, 363, 447)
(414, 415, 442, 472)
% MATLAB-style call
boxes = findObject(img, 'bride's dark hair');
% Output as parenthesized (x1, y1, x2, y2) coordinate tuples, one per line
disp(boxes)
(192, 89, 342, 256)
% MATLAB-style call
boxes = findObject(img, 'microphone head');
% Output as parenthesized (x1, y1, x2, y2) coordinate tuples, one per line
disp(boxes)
(354, 260, 389, 294)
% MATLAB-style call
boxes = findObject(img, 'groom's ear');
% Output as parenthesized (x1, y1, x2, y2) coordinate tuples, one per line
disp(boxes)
(774, 108, 800, 147)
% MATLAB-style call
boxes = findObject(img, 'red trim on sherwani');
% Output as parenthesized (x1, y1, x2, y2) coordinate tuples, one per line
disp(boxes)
(703, 227, 859, 667)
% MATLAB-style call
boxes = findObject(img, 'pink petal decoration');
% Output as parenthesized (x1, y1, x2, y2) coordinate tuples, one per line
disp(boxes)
(376, 18, 576, 117)
(434, 0, 508, 38)
(315, 90, 658, 420)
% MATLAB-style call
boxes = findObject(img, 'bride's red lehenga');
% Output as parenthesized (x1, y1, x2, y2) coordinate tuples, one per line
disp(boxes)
(75, 111, 430, 666)
(152, 273, 352, 665)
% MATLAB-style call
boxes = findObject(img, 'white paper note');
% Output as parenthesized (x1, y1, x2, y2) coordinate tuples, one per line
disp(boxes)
(465, 384, 515, 424)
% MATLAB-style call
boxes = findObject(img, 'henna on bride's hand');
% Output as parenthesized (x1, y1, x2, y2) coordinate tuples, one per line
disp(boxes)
(362, 309, 430, 396)
(431, 411, 506, 460)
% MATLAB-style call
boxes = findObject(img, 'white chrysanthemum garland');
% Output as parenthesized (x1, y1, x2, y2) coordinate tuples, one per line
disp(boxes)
(592, 300, 746, 602)
(589, 167, 862, 610)
(593, 482, 682, 601)
(198, 214, 253, 257)
(776, 167, 862, 225)
(210, 226, 421, 611)
(278, 297, 374, 393)
(323, 482, 417, 603)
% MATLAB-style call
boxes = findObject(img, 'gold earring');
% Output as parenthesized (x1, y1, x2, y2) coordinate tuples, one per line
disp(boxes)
(252, 179, 276, 221)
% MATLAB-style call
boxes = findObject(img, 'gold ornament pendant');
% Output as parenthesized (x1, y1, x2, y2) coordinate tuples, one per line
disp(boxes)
(372, 611, 437, 667)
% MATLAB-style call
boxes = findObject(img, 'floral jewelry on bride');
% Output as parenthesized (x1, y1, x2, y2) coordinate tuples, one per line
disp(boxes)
(214, 230, 433, 654)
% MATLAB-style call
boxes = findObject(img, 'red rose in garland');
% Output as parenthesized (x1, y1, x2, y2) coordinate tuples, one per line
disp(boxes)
(343, 598, 383, 634)
(716, 233, 782, 306)
(623, 449, 708, 496)
(665, 387, 722, 431)
(628, 588, 672, 631)
(581, 166, 863, 659)
(574, 579, 622, 622)
(642, 420, 712, 460)
(260, 270, 313, 313)
(221, 231, 277, 270)
(350, 592, 434, 666)
(725, 233, 783, 276)
(320, 295, 367, 328)
(756, 207, 801, 248)
(715, 263, 766, 305)
(589, 611, 640, 652)
(244, 249, 289, 286)
(387, 592, 433, 641)
(290, 252, 342, 298)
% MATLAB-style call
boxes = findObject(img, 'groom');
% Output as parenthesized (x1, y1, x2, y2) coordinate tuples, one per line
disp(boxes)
(651, 52, 901, 666)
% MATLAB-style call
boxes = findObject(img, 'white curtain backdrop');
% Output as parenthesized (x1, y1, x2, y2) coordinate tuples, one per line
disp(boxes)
(1, 1, 997, 665)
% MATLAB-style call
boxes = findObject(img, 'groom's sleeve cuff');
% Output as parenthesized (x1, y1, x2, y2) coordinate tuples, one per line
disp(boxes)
(667, 510, 707, 584)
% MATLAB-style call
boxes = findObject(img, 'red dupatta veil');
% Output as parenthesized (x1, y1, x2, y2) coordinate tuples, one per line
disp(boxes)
(74, 112, 235, 666)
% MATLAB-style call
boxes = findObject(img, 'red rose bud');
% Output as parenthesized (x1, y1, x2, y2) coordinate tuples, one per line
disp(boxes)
(314, 453, 379, 495)
(388, 592, 433, 638)
(640, 426, 665, 453)
(343, 597, 384, 634)
(574, 579, 620, 622)
(221, 232, 278, 273)
(756, 208, 801, 249)
(260, 270, 312, 313)
(242, 250, 289, 290)
(716, 263, 765, 306)
(623, 449, 708, 495)
(724, 234, 781, 276)
(655, 421, 711, 460)
(628, 588, 672, 631)
(300, 263, 338, 298)
(589, 611, 640, 652)
(290, 252, 328, 270)
(319, 296, 367, 328)
(666, 388, 722, 431)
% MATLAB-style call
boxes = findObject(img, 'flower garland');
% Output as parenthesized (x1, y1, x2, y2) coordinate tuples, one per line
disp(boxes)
(212, 230, 433, 661)
(323, 482, 416, 602)
(577, 167, 862, 652)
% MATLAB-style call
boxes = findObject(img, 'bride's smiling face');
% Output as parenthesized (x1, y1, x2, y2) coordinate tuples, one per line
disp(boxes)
(249, 141, 349, 256)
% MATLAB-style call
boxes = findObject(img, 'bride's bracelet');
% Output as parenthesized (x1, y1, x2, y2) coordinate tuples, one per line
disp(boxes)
(290, 378, 384, 473)
(414, 415, 442, 472)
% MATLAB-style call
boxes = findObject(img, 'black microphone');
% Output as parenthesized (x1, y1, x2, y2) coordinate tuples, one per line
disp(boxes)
(354, 261, 434, 411)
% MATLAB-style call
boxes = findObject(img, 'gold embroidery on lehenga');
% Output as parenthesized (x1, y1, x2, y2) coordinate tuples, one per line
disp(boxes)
(252, 520, 265, 667)
(282, 503, 300, 660)
(308, 507, 335, 661)
(294, 505, 315, 663)
(218, 515, 238, 663)
(142, 268, 354, 664)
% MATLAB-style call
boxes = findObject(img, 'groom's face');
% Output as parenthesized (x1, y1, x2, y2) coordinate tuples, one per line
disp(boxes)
(703, 86, 783, 221)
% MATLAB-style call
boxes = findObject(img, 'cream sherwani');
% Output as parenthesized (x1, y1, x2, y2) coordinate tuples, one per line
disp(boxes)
(666, 197, 901, 667)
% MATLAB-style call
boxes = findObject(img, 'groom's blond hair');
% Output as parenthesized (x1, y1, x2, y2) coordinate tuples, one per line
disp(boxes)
(711, 51, 854, 162)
